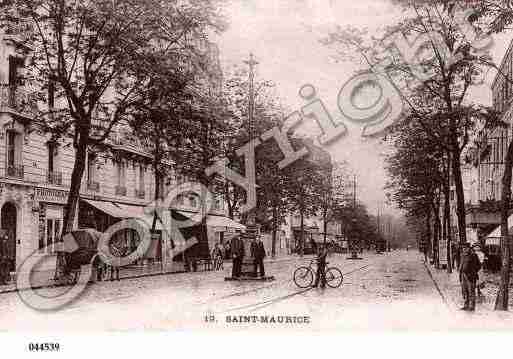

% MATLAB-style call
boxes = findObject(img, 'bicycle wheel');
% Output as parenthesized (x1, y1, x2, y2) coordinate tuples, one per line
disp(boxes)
(326, 267, 343, 288)
(293, 267, 314, 288)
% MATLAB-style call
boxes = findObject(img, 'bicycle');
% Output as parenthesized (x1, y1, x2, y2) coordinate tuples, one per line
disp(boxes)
(293, 259, 343, 288)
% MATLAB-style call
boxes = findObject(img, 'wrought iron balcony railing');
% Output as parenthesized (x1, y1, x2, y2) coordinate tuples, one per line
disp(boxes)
(115, 185, 127, 196)
(46, 170, 63, 186)
(0, 84, 37, 117)
(6, 164, 24, 179)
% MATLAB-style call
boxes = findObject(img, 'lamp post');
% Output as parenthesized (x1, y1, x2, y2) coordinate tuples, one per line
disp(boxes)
(347, 176, 362, 260)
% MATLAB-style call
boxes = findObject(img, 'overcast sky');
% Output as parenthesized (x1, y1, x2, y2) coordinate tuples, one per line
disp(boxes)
(216, 0, 513, 217)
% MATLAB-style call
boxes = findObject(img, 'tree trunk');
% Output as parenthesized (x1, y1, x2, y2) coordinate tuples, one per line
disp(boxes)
(323, 208, 328, 245)
(197, 175, 211, 259)
(152, 143, 162, 232)
(62, 133, 88, 234)
(432, 201, 440, 267)
(451, 145, 467, 244)
(495, 140, 513, 310)
(58, 129, 88, 278)
(444, 154, 453, 273)
(300, 208, 304, 257)
(425, 210, 432, 262)
(271, 204, 277, 258)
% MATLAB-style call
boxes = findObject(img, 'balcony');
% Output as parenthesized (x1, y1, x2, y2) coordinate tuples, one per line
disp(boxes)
(0, 84, 37, 118)
(46, 170, 63, 186)
(6, 164, 24, 179)
(135, 189, 145, 199)
(115, 185, 127, 196)
(4, 21, 33, 42)
(87, 181, 100, 192)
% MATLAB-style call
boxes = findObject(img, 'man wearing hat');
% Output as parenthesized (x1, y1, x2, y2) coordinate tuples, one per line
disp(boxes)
(472, 243, 486, 298)
(459, 242, 481, 311)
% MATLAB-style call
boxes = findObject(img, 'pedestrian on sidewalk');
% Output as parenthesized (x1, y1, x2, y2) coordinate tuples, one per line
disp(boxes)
(211, 243, 223, 271)
(250, 236, 266, 278)
(473, 243, 485, 299)
(231, 236, 244, 279)
(452, 242, 460, 270)
(459, 242, 481, 311)
(313, 244, 328, 288)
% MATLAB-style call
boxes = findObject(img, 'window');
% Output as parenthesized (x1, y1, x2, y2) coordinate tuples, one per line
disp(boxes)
(189, 195, 197, 208)
(6, 131, 22, 178)
(139, 165, 145, 192)
(47, 142, 61, 185)
(6, 131, 16, 168)
(42, 208, 62, 253)
(116, 160, 126, 187)
(87, 153, 96, 183)
(48, 142, 58, 173)
(213, 197, 222, 210)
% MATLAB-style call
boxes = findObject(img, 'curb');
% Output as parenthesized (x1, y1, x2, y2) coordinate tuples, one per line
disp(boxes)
(423, 261, 452, 310)
(0, 255, 300, 296)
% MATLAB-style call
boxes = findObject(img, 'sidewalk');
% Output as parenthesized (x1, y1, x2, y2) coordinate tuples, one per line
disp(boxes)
(0, 254, 300, 295)
(423, 258, 505, 312)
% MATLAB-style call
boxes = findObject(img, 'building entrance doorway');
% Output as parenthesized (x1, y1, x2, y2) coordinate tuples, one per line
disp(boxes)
(1, 202, 17, 272)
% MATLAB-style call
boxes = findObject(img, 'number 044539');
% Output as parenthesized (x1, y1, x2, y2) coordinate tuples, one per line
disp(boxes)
(28, 343, 60, 352)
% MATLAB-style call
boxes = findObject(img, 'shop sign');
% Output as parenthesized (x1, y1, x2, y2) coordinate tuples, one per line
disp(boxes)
(34, 187, 68, 204)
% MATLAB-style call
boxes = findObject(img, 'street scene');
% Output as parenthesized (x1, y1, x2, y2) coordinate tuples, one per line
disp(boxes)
(0, 250, 502, 331)
(2, 0, 513, 343)
(2, 249, 513, 331)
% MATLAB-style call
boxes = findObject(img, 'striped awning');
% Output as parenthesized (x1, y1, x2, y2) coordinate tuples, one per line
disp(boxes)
(176, 211, 246, 230)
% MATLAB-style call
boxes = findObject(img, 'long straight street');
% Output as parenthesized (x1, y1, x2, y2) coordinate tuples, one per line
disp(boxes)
(2, 250, 512, 331)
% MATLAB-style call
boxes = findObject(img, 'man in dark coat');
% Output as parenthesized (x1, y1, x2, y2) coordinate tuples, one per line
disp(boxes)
(250, 236, 266, 277)
(459, 242, 481, 311)
(231, 236, 245, 278)
(313, 244, 328, 288)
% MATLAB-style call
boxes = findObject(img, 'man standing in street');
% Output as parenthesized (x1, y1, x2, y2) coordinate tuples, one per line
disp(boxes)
(231, 236, 245, 279)
(313, 244, 328, 288)
(459, 242, 481, 311)
(250, 236, 266, 278)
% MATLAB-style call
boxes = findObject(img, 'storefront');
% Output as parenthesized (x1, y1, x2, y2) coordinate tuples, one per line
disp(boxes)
(0, 182, 70, 275)
(175, 210, 246, 258)
(78, 199, 170, 266)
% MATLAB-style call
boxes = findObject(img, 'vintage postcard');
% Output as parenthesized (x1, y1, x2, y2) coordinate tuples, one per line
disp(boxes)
(1, 0, 513, 353)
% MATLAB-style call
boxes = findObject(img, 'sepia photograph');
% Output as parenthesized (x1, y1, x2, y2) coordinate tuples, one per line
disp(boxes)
(0, 0, 513, 355)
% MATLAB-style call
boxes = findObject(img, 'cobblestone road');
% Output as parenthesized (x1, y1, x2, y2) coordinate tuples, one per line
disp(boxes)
(1, 250, 513, 330)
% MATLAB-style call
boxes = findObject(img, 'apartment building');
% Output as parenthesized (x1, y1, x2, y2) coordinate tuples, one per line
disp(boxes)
(466, 39, 513, 250)
(0, 29, 241, 277)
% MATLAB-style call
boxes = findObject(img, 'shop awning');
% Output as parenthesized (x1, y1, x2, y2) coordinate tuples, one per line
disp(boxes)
(485, 214, 513, 245)
(82, 199, 163, 230)
(206, 215, 246, 230)
(83, 199, 129, 218)
(176, 211, 246, 230)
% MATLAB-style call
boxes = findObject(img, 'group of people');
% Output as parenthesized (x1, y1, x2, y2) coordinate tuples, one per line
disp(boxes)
(210, 243, 224, 271)
(230, 235, 267, 279)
